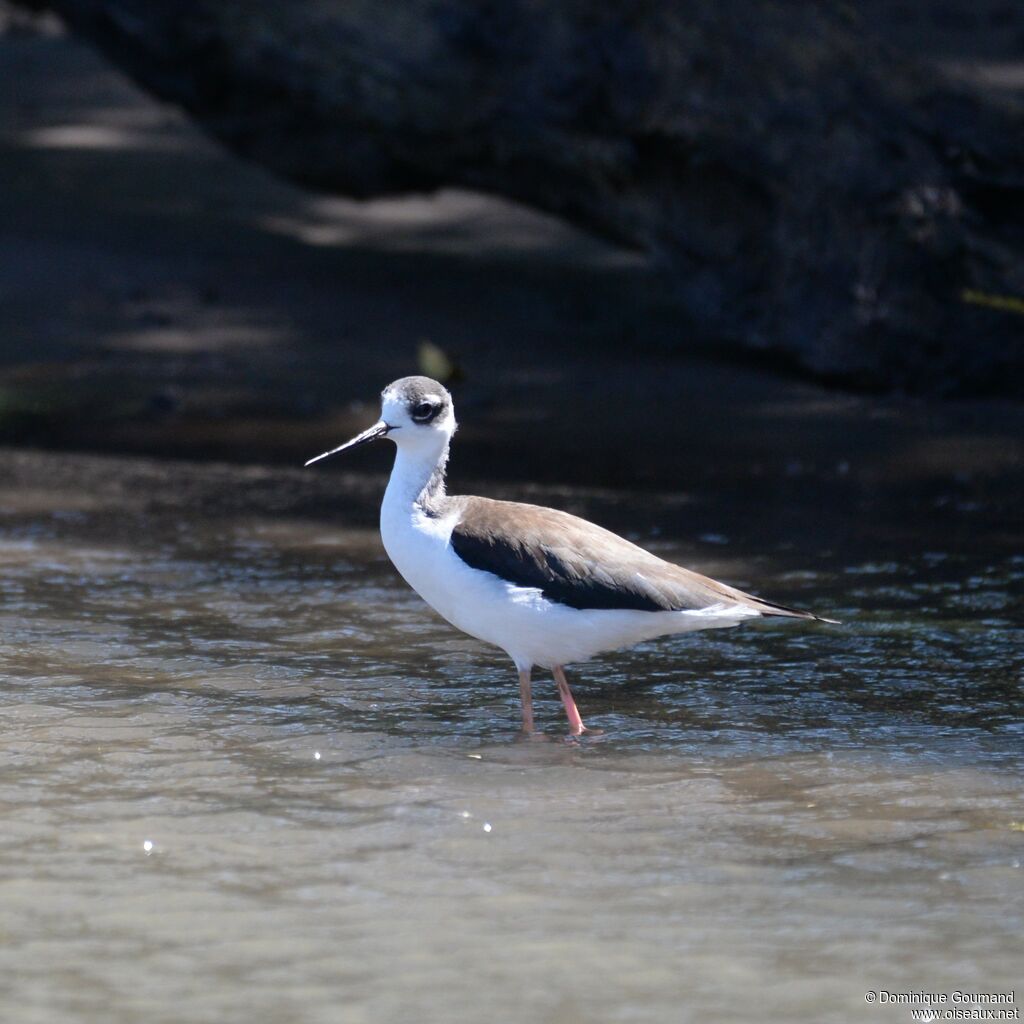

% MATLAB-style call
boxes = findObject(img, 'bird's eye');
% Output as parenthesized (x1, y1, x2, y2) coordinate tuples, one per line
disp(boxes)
(412, 401, 436, 422)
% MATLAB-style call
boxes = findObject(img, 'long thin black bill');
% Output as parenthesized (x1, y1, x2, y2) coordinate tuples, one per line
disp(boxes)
(304, 421, 390, 466)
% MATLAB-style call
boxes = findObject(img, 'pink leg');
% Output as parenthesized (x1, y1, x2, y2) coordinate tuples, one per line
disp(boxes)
(553, 665, 587, 736)
(518, 668, 536, 735)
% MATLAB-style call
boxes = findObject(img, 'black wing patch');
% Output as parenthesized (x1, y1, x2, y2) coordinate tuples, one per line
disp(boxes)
(449, 527, 669, 612)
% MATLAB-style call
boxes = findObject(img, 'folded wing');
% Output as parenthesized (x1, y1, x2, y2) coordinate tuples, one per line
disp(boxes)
(448, 497, 827, 620)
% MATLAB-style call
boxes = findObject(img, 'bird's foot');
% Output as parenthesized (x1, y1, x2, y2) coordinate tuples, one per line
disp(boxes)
(564, 724, 605, 742)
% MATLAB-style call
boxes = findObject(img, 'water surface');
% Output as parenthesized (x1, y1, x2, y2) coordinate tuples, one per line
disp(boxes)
(1, 449, 1021, 1024)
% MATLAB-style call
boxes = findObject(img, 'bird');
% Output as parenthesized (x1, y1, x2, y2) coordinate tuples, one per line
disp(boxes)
(306, 376, 836, 738)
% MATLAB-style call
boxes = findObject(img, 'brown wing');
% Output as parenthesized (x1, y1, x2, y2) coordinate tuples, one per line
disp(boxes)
(448, 496, 826, 620)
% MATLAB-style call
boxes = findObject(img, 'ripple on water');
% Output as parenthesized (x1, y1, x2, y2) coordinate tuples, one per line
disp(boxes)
(0, 455, 1022, 1022)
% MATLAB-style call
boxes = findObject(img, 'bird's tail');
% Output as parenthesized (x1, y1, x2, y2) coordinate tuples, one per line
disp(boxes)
(750, 596, 840, 625)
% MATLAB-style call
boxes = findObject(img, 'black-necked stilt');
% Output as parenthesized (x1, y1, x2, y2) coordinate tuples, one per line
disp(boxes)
(306, 376, 836, 737)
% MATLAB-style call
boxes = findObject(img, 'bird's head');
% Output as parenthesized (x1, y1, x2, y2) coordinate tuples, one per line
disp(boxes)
(305, 376, 456, 467)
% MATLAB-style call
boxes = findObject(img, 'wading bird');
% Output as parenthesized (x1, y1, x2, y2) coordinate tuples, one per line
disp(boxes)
(306, 376, 834, 737)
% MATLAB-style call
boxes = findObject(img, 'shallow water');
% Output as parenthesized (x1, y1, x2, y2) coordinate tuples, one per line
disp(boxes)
(0, 449, 1021, 1024)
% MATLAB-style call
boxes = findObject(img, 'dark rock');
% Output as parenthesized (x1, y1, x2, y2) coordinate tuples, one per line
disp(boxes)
(22, 0, 1024, 395)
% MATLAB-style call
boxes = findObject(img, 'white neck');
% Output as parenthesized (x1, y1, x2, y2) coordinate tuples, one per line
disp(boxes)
(383, 440, 450, 510)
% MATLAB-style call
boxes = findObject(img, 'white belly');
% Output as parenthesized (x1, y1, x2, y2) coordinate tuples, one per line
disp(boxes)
(379, 500, 755, 671)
